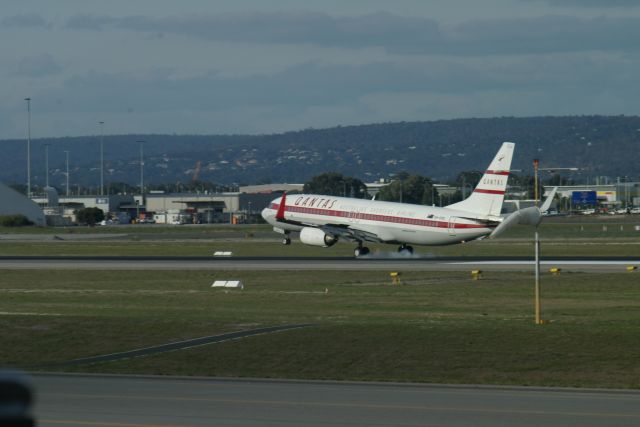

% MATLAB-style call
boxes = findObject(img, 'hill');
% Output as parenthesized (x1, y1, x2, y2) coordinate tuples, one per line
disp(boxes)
(1, 116, 638, 189)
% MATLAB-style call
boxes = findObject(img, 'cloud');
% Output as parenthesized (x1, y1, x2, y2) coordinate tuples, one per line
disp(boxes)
(30, 60, 498, 115)
(63, 11, 640, 56)
(65, 11, 443, 51)
(448, 15, 640, 55)
(2, 13, 50, 29)
(65, 14, 117, 30)
(30, 52, 640, 116)
(10, 49, 640, 138)
(16, 54, 62, 77)
(523, 0, 640, 7)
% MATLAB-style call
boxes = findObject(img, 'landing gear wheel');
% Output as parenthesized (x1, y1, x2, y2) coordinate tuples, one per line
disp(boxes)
(398, 244, 414, 255)
(354, 246, 370, 257)
(282, 237, 291, 245)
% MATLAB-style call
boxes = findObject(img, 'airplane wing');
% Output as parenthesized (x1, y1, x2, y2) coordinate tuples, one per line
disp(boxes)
(320, 224, 384, 243)
(276, 217, 384, 243)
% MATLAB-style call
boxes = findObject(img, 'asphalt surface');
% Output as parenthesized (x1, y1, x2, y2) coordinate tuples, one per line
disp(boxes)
(1, 255, 639, 272)
(33, 374, 640, 427)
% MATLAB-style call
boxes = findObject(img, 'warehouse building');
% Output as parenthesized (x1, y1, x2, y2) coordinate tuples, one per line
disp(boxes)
(30, 190, 278, 224)
(144, 191, 276, 224)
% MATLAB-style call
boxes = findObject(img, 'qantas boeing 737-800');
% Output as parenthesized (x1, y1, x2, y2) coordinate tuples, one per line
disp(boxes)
(261, 142, 552, 257)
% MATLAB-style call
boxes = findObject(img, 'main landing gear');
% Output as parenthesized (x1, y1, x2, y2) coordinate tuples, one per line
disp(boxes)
(398, 244, 414, 255)
(354, 243, 370, 257)
(282, 236, 291, 245)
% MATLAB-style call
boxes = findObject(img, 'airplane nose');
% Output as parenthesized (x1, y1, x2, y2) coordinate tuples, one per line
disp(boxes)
(261, 207, 272, 222)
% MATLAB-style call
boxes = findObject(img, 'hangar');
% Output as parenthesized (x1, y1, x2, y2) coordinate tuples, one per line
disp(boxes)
(0, 182, 46, 226)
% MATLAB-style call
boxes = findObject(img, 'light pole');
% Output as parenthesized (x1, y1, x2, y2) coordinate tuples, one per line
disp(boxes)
(64, 150, 70, 197)
(532, 159, 541, 324)
(431, 183, 435, 206)
(44, 144, 50, 188)
(625, 176, 629, 209)
(137, 140, 145, 206)
(532, 161, 578, 325)
(25, 97, 31, 197)
(533, 159, 539, 206)
(99, 121, 104, 196)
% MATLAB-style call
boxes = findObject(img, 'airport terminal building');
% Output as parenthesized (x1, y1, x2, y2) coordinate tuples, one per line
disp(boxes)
(31, 189, 283, 224)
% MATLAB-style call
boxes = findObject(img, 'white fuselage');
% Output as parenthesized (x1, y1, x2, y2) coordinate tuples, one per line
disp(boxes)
(261, 194, 495, 246)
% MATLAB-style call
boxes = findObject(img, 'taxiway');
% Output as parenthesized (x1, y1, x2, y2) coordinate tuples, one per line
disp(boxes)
(34, 373, 640, 427)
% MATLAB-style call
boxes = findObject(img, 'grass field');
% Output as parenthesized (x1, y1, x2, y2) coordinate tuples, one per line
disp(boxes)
(2, 268, 639, 388)
(1, 219, 640, 257)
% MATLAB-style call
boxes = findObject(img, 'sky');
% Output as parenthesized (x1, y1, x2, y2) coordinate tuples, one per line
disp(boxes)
(2, 0, 640, 139)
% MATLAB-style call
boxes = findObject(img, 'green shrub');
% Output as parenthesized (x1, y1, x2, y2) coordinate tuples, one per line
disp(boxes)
(0, 214, 34, 227)
(75, 207, 105, 225)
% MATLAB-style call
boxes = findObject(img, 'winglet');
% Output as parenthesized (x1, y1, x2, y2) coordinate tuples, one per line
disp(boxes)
(276, 192, 287, 220)
(540, 187, 558, 213)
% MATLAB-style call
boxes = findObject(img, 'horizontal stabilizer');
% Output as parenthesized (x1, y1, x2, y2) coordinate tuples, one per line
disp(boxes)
(489, 206, 542, 238)
(490, 187, 558, 238)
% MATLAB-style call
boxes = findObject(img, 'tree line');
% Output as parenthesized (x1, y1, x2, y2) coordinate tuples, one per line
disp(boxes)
(302, 171, 571, 205)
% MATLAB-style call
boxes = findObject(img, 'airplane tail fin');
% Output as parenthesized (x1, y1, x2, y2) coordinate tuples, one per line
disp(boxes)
(446, 142, 514, 217)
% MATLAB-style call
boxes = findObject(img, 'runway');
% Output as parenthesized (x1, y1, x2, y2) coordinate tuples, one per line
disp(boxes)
(1, 255, 639, 272)
(33, 373, 640, 427)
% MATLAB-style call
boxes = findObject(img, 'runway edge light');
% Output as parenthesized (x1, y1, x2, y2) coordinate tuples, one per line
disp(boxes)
(471, 270, 482, 280)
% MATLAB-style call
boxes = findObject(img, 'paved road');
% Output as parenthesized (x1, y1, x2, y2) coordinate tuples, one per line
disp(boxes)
(33, 374, 640, 427)
(1, 256, 638, 272)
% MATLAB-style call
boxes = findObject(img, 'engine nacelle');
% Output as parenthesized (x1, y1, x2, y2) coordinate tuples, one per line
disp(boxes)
(299, 227, 338, 247)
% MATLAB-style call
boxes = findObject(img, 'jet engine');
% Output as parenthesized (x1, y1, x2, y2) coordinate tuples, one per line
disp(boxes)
(299, 227, 338, 247)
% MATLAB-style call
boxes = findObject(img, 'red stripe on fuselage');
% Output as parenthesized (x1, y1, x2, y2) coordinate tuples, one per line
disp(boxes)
(473, 189, 505, 195)
(269, 203, 490, 229)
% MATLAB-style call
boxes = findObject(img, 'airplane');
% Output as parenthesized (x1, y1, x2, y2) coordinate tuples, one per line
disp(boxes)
(261, 142, 551, 257)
